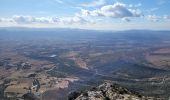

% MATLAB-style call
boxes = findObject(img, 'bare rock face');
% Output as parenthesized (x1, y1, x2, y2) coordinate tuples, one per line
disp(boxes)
(70, 82, 157, 100)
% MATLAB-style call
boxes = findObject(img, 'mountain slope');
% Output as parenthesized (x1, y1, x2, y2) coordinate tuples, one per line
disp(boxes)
(69, 82, 158, 100)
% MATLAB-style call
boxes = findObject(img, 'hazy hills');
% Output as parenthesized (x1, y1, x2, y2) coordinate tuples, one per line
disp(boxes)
(0, 28, 170, 99)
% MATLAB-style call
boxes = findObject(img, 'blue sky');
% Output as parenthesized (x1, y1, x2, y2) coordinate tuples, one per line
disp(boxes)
(0, 0, 170, 30)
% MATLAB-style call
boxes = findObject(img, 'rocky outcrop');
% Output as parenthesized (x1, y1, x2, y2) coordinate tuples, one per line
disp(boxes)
(22, 93, 38, 100)
(69, 82, 158, 100)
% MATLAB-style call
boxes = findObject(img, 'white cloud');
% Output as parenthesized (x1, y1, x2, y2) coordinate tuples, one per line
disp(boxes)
(54, 0, 63, 4)
(0, 2, 143, 26)
(129, 3, 142, 8)
(81, 0, 105, 7)
(80, 2, 143, 18)
(147, 8, 159, 13)
(122, 17, 131, 22)
(0, 18, 13, 23)
(12, 16, 51, 24)
(0, 1, 170, 30)
(52, 17, 60, 23)
(146, 15, 161, 22)
(164, 15, 170, 20)
(36, 17, 52, 24)
(146, 15, 170, 22)
(57, 16, 88, 24)
(0, 15, 170, 30)
(13, 16, 36, 24)
(0, 15, 90, 25)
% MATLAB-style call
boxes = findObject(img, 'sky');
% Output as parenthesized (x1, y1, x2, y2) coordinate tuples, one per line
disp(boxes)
(0, 0, 170, 30)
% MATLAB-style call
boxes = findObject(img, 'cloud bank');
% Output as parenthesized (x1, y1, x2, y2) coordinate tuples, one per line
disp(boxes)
(79, 2, 143, 22)
(0, 15, 90, 25)
(1, 2, 144, 25)
(0, 1, 170, 30)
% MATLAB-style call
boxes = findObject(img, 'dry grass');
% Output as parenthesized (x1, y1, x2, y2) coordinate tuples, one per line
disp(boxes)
(145, 48, 170, 69)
